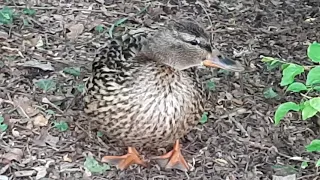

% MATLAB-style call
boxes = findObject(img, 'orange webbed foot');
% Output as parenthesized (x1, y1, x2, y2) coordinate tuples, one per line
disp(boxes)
(101, 147, 147, 170)
(151, 140, 190, 172)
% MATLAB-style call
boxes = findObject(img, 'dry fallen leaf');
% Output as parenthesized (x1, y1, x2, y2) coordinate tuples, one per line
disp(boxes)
(11, 128, 20, 137)
(66, 24, 84, 39)
(0, 175, 8, 180)
(63, 154, 73, 162)
(23, 35, 44, 47)
(33, 114, 48, 127)
(14, 170, 36, 177)
(33, 166, 47, 180)
(2, 148, 23, 162)
(13, 96, 39, 118)
(18, 60, 55, 71)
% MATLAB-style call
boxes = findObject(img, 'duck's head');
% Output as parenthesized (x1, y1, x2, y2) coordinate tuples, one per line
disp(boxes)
(140, 20, 245, 72)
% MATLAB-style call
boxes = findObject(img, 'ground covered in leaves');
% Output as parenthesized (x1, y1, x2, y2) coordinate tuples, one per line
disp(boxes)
(1, 0, 320, 179)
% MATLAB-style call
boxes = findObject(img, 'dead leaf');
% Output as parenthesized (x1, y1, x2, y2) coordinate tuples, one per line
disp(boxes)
(18, 60, 55, 71)
(14, 170, 36, 177)
(63, 154, 72, 162)
(66, 24, 84, 40)
(11, 128, 20, 137)
(23, 35, 43, 47)
(34, 130, 59, 147)
(33, 166, 47, 180)
(2, 148, 23, 162)
(0, 175, 8, 180)
(33, 114, 48, 127)
(0, 31, 9, 40)
(13, 96, 39, 118)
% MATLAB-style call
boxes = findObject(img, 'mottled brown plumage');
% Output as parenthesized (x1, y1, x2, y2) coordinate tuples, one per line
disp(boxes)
(83, 19, 244, 171)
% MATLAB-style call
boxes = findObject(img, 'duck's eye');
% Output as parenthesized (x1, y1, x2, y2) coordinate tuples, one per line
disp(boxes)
(189, 39, 199, 45)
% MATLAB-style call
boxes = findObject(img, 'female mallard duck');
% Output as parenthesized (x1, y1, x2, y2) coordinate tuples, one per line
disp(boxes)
(84, 19, 244, 171)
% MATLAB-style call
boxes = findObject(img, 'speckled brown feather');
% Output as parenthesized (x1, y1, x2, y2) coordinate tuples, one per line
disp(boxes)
(84, 21, 207, 149)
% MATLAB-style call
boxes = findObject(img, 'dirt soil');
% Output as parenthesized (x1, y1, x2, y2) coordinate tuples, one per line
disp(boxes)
(1, 0, 320, 179)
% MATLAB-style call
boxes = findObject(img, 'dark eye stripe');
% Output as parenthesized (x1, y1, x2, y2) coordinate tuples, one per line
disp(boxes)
(199, 43, 212, 52)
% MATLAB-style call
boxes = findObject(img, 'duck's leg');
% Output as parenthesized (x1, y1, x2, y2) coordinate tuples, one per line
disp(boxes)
(152, 140, 189, 171)
(101, 147, 147, 170)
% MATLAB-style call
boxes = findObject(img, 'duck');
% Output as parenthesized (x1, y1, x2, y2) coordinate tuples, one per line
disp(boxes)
(83, 19, 244, 172)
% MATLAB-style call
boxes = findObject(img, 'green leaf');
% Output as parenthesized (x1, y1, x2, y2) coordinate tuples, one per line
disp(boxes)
(307, 42, 320, 62)
(280, 64, 304, 86)
(274, 102, 300, 125)
(35, 79, 56, 92)
(306, 139, 320, 152)
(266, 61, 282, 70)
(313, 86, 320, 92)
(286, 82, 307, 92)
(23, 8, 36, 16)
(0, 116, 4, 123)
(84, 156, 110, 173)
(0, 123, 8, 132)
(206, 81, 215, 91)
(63, 67, 81, 76)
(302, 101, 318, 120)
(281, 63, 290, 70)
(97, 131, 103, 137)
(108, 17, 128, 38)
(310, 97, 320, 111)
(263, 87, 278, 99)
(200, 112, 208, 124)
(0, 6, 14, 24)
(76, 83, 85, 93)
(301, 161, 308, 169)
(54, 121, 69, 132)
(95, 25, 104, 33)
(306, 66, 320, 86)
(316, 159, 320, 167)
(45, 109, 55, 115)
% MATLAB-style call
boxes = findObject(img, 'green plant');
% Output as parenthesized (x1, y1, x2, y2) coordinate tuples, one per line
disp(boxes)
(262, 42, 320, 168)
(0, 115, 8, 132)
(0, 6, 14, 25)
(54, 121, 69, 132)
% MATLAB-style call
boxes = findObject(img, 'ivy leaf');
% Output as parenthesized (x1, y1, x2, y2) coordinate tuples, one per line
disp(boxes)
(301, 161, 308, 169)
(35, 79, 56, 92)
(63, 67, 81, 76)
(263, 87, 278, 99)
(199, 112, 208, 124)
(286, 82, 307, 92)
(45, 109, 55, 115)
(316, 159, 320, 167)
(307, 42, 320, 62)
(306, 139, 320, 152)
(310, 97, 320, 111)
(306, 66, 320, 86)
(97, 131, 103, 137)
(23, 8, 36, 16)
(95, 25, 104, 33)
(0, 6, 14, 25)
(206, 81, 215, 91)
(302, 101, 318, 120)
(0, 124, 8, 132)
(54, 121, 69, 132)
(280, 64, 304, 86)
(314, 86, 320, 92)
(84, 156, 110, 173)
(76, 83, 85, 93)
(274, 102, 300, 125)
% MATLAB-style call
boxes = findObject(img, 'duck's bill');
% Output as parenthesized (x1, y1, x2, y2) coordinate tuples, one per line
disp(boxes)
(202, 57, 245, 72)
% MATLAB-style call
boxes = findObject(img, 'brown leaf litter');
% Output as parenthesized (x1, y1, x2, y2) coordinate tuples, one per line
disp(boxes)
(0, 0, 320, 179)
